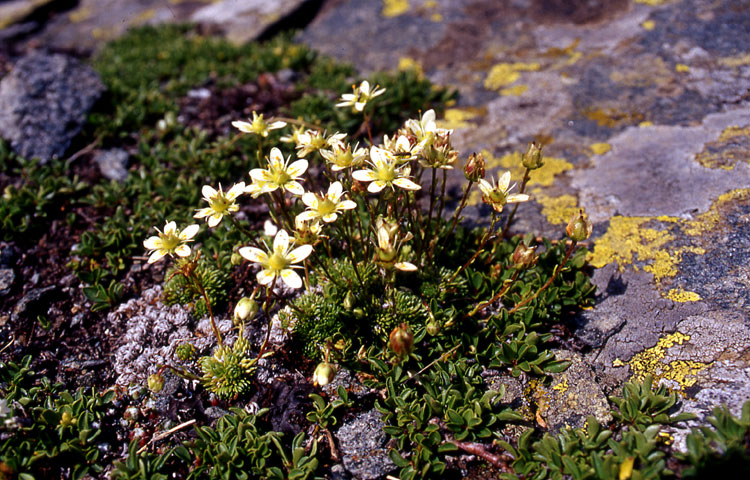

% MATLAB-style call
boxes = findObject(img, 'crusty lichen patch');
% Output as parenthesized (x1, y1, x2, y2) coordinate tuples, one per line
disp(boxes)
(589, 216, 704, 283)
(436, 107, 485, 130)
(666, 287, 701, 302)
(621, 331, 708, 395)
(534, 192, 579, 225)
(484, 62, 540, 90)
(693, 125, 750, 170)
(589, 142, 611, 155)
(682, 188, 750, 235)
(382, 0, 409, 17)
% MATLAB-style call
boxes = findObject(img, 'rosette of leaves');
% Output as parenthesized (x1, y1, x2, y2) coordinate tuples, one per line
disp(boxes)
(199, 335, 256, 400)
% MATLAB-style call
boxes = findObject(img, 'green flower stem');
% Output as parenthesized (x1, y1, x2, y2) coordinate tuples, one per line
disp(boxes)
(343, 214, 365, 288)
(507, 240, 577, 315)
(465, 269, 520, 318)
(273, 189, 295, 232)
(362, 111, 373, 145)
(448, 212, 498, 284)
(229, 216, 263, 248)
(189, 268, 222, 346)
(499, 167, 531, 239)
(255, 280, 277, 362)
(427, 169, 449, 262)
(443, 180, 475, 249)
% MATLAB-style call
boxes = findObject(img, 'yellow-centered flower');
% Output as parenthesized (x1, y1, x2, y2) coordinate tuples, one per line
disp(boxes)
(297, 181, 357, 224)
(248, 147, 308, 196)
(194, 183, 245, 227)
(477, 171, 529, 213)
(232, 112, 286, 137)
(239, 229, 313, 289)
(336, 80, 386, 112)
(320, 141, 367, 171)
(143, 221, 199, 264)
(296, 130, 346, 158)
(352, 146, 421, 193)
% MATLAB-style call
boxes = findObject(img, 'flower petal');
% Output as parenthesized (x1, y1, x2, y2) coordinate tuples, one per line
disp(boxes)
(498, 171, 511, 191)
(202, 185, 217, 199)
(143, 236, 161, 250)
(395, 262, 418, 272)
(175, 245, 192, 257)
(273, 229, 290, 253)
(393, 178, 422, 191)
(284, 181, 306, 196)
(280, 269, 303, 289)
(301, 192, 318, 208)
(239, 247, 269, 264)
(227, 183, 246, 199)
(368, 181, 387, 193)
(148, 250, 167, 264)
(208, 214, 222, 228)
(180, 224, 200, 240)
(352, 170, 377, 182)
(287, 159, 309, 177)
(269, 147, 284, 165)
(337, 200, 357, 210)
(287, 244, 313, 263)
(507, 193, 530, 203)
(250, 169, 272, 182)
(163, 221, 177, 235)
(232, 120, 252, 132)
(296, 210, 318, 223)
(328, 181, 343, 198)
(257, 269, 276, 285)
(194, 208, 211, 219)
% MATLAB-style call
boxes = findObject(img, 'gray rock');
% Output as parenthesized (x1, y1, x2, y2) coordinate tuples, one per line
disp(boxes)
(191, 0, 312, 45)
(12, 285, 56, 319)
(335, 409, 396, 480)
(532, 349, 612, 432)
(0, 268, 14, 297)
(0, 52, 103, 162)
(94, 148, 129, 182)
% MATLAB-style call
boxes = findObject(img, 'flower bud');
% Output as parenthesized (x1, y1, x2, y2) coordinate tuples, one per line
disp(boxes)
(230, 252, 243, 266)
(566, 209, 593, 242)
(512, 244, 537, 269)
(522, 142, 544, 170)
(60, 411, 75, 427)
(234, 297, 258, 323)
(464, 152, 486, 182)
(426, 318, 440, 336)
(343, 290, 355, 311)
(352, 308, 365, 319)
(389, 323, 414, 357)
(313, 362, 337, 387)
(147, 373, 165, 393)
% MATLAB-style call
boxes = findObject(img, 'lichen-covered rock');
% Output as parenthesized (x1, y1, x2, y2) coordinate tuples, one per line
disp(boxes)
(109, 286, 233, 386)
(335, 409, 396, 480)
(94, 148, 129, 182)
(0, 52, 103, 162)
(532, 349, 611, 432)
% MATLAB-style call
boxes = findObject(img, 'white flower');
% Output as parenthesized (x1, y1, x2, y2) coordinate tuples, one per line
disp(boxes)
(232, 112, 286, 137)
(238, 230, 313, 289)
(374, 219, 416, 272)
(404, 109, 438, 142)
(352, 146, 421, 193)
(143, 221, 200, 264)
(296, 181, 357, 224)
(248, 147, 308, 196)
(296, 130, 346, 158)
(194, 182, 245, 227)
(320, 141, 368, 171)
(336, 80, 386, 112)
(477, 171, 529, 213)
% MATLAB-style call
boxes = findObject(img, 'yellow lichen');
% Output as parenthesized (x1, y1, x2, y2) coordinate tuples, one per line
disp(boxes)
(130, 8, 156, 25)
(627, 332, 708, 394)
(641, 19, 656, 30)
(397, 56, 423, 78)
(666, 288, 701, 302)
(675, 63, 690, 73)
(718, 53, 750, 68)
(589, 216, 704, 283)
(590, 143, 612, 155)
(683, 189, 750, 235)
(543, 40, 582, 66)
(639, 121, 654, 127)
(436, 107, 485, 130)
(69, 6, 93, 23)
(534, 191, 579, 225)
(694, 126, 750, 170)
(500, 84, 528, 96)
(382, 0, 409, 17)
(610, 55, 672, 88)
(484, 62, 540, 90)
(584, 108, 645, 128)
(552, 376, 569, 393)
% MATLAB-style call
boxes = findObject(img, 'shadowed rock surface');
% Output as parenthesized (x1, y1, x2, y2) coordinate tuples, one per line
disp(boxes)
(0, 51, 103, 162)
